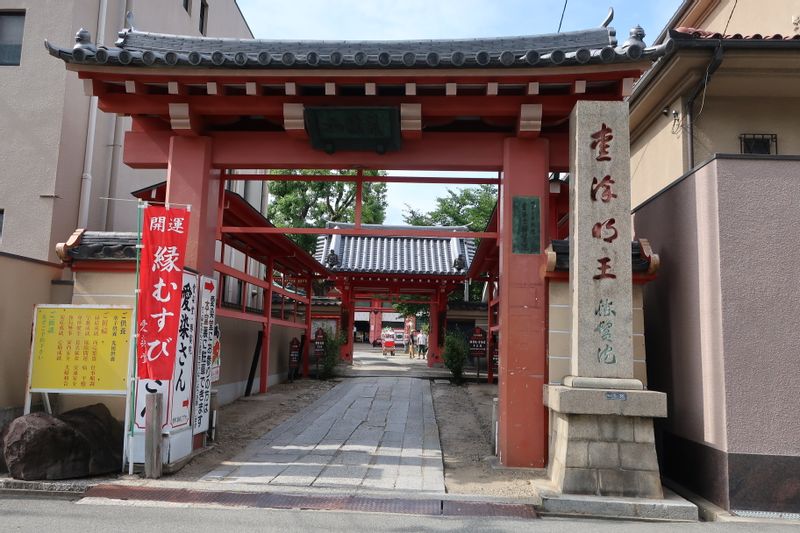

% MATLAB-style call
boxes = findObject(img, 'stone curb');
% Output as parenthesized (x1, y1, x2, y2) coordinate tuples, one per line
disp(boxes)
(0, 475, 113, 496)
(533, 482, 699, 522)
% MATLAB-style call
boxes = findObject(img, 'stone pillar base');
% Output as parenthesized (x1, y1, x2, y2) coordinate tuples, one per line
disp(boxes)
(544, 384, 667, 499)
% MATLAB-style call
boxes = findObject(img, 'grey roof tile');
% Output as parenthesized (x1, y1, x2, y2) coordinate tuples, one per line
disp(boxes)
(314, 223, 474, 276)
(46, 25, 669, 69)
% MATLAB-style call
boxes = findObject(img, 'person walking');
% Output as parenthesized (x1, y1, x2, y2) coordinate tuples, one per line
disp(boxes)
(417, 330, 428, 358)
(409, 330, 417, 359)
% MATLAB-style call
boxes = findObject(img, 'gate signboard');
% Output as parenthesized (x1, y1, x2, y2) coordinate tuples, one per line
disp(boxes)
(289, 337, 301, 369)
(469, 327, 487, 359)
(192, 275, 217, 435)
(313, 328, 326, 360)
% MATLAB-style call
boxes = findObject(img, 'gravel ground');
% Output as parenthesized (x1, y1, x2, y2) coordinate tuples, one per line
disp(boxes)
(431, 381, 543, 499)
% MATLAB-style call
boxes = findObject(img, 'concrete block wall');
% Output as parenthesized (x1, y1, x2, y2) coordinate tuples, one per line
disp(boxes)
(548, 281, 647, 386)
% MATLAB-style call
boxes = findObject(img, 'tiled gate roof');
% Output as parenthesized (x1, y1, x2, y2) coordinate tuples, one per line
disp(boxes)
(315, 223, 474, 276)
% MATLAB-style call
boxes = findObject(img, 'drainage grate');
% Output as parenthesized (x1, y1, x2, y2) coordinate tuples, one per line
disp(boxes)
(83, 485, 536, 519)
(733, 509, 800, 521)
(442, 500, 538, 519)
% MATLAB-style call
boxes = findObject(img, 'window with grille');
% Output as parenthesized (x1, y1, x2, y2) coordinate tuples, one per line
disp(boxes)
(0, 12, 25, 66)
(740, 134, 777, 155)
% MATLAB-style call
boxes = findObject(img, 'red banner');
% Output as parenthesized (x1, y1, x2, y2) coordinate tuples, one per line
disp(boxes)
(136, 205, 190, 380)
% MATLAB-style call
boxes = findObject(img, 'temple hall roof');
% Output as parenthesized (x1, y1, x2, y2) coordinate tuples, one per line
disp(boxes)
(45, 23, 669, 70)
(314, 223, 475, 277)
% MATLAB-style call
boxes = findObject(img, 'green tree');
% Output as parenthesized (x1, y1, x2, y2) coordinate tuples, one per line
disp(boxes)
(267, 169, 388, 253)
(400, 184, 497, 305)
(402, 183, 496, 231)
(443, 331, 469, 384)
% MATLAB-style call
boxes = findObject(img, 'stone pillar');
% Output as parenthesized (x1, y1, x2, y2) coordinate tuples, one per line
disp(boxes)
(497, 138, 549, 468)
(544, 101, 666, 498)
(164, 136, 219, 275)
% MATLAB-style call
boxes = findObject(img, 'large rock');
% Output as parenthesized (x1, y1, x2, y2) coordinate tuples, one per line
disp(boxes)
(0, 422, 9, 473)
(3, 404, 123, 480)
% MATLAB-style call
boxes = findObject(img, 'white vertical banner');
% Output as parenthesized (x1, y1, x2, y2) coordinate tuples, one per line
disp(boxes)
(171, 272, 197, 428)
(193, 276, 217, 435)
(135, 271, 198, 431)
(134, 379, 169, 430)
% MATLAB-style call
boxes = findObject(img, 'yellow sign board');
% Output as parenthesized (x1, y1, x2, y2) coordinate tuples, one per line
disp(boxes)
(29, 306, 132, 394)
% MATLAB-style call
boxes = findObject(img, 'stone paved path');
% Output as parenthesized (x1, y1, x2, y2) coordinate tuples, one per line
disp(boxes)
(202, 377, 445, 493)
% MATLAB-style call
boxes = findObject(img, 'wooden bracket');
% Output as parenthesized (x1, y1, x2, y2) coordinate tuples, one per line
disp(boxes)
(400, 103, 422, 140)
(517, 104, 542, 138)
(283, 103, 307, 138)
(168, 102, 203, 135)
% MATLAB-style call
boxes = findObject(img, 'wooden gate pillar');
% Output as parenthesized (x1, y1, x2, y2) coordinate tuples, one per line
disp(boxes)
(497, 137, 549, 467)
(164, 135, 219, 275)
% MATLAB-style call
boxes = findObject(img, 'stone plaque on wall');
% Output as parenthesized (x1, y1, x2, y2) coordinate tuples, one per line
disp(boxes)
(568, 101, 633, 379)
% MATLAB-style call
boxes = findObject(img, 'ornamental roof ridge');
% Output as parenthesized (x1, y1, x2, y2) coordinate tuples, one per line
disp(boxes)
(45, 24, 670, 69)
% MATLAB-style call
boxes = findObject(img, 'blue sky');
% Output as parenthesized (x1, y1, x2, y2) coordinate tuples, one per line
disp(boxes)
(236, 0, 683, 223)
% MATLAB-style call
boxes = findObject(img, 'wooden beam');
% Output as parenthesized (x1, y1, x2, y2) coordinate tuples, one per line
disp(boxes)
(221, 225, 497, 239)
(214, 261, 270, 290)
(124, 130, 511, 170)
(225, 173, 501, 184)
(99, 94, 618, 119)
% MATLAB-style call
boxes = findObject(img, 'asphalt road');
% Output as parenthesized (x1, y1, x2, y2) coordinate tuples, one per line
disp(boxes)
(1, 495, 798, 532)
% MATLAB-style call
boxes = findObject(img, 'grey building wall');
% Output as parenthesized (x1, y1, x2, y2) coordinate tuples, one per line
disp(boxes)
(0, 0, 252, 262)
(634, 155, 800, 513)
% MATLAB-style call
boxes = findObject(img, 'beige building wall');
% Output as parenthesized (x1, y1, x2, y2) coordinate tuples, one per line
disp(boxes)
(547, 281, 648, 387)
(696, 0, 799, 35)
(693, 96, 800, 163)
(0, 0, 83, 262)
(630, 95, 688, 208)
(0, 254, 70, 417)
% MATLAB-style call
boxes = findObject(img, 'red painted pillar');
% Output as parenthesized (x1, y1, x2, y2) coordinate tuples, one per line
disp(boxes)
(260, 257, 274, 394)
(427, 297, 439, 367)
(164, 136, 219, 275)
(340, 285, 353, 363)
(302, 276, 312, 378)
(369, 298, 382, 344)
(497, 138, 549, 468)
